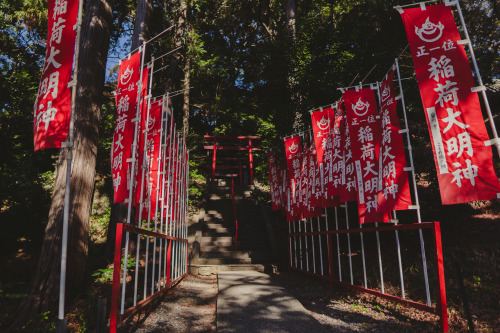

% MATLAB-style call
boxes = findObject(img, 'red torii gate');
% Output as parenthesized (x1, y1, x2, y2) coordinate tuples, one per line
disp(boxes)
(204, 135, 261, 186)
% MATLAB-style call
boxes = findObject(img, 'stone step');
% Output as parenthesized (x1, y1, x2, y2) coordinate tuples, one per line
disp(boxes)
(200, 251, 250, 259)
(201, 236, 233, 243)
(202, 231, 233, 237)
(192, 258, 253, 265)
(189, 264, 266, 276)
(203, 226, 232, 233)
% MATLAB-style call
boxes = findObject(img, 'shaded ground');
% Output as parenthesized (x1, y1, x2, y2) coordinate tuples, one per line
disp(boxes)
(136, 275, 217, 333)
(272, 270, 440, 332)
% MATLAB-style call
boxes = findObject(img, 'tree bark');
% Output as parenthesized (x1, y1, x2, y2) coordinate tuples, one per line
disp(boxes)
(284, 0, 302, 130)
(183, 57, 190, 134)
(131, 0, 152, 51)
(285, 0, 296, 41)
(10, 0, 114, 328)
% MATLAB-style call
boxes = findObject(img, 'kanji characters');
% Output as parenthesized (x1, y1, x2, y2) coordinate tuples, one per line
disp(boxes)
(428, 55, 454, 82)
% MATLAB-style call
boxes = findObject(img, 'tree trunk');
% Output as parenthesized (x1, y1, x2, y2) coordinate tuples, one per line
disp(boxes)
(285, 0, 296, 41)
(183, 57, 190, 134)
(107, 0, 152, 259)
(10, 0, 114, 328)
(284, 0, 302, 130)
(131, 0, 152, 51)
(182, 1, 191, 134)
(165, 0, 186, 95)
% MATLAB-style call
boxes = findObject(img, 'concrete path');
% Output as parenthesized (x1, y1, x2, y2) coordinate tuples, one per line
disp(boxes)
(217, 271, 328, 333)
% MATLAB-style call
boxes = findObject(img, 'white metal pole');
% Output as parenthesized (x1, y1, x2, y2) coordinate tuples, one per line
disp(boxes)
(152, 97, 167, 292)
(454, 0, 500, 157)
(344, 204, 353, 285)
(289, 223, 293, 267)
(310, 219, 316, 274)
(121, 41, 147, 314)
(324, 207, 330, 274)
(317, 217, 324, 275)
(395, 57, 431, 306)
(142, 60, 155, 300)
(303, 219, 309, 272)
(393, 211, 406, 298)
(359, 223, 368, 288)
(58, 0, 84, 327)
(298, 219, 303, 270)
(334, 207, 342, 281)
(375, 223, 385, 293)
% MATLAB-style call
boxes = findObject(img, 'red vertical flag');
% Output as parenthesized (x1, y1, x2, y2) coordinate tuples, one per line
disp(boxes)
(325, 106, 345, 199)
(339, 119, 358, 202)
(311, 107, 335, 164)
(399, 4, 500, 204)
(343, 88, 389, 224)
(33, 0, 79, 150)
(267, 151, 282, 211)
(377, 70, 412, 212)
(111, 53, 148, 203)
(284, 136, 302, 221)
(136, 98, 163, 220)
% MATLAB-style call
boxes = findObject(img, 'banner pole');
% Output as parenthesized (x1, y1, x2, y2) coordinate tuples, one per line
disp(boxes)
(121, 41, 147, 314)
(293, 219, 298, 268)
(303, 219, 309, 272)
(163, 99, 173, 285)
(133, 58, 154, 307)
(317, 217, 324, 275)
(310, 218, 316, 274)
(395, 57, 431, 306)
(393, 211, 406, 299)
(359, 222, 368, 288)
(344, 204, 354, 285)
(57, 0, 84, 329)
(375, 222, 385, 293)
(334, 207, 342, 281)
(143, 64, 157, 297)
(289, 223, 293, 267)
(454, 0, 500, 157)
(298, 220, 303, 270)
(153, 98, 167, 291)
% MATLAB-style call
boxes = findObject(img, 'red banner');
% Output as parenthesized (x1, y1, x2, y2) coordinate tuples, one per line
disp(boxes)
(378, 70, 412, 212)
(136, 98, 164, 220)
(267, 151, 282, 211)
(400, 3, 500, 204)
(111, 53, 148, 203)
(339, 114, 357, 202)
(311, 107, 335, 164)
(325, 106, 345, 198)
(305, 144, 323, 217)
(285, 136, 302, 221)
(343, 88, 388, 223)
(33, 0, 79, 150)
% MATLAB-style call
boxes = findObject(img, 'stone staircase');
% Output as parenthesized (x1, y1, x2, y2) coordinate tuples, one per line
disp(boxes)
(189, 184, 275, 275)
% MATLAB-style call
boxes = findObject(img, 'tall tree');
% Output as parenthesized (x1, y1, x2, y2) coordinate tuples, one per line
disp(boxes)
(10, 0, 115, 327)
(182, 0, 190, 134)
(131, 0, 153, 50)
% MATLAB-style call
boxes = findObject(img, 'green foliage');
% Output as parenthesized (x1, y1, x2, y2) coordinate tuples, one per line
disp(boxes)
(92, 255, 136, 284)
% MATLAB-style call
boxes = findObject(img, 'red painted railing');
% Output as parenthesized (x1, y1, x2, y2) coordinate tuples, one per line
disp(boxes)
(110, 223, 188, 332)
(289, 221, 448, 332)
